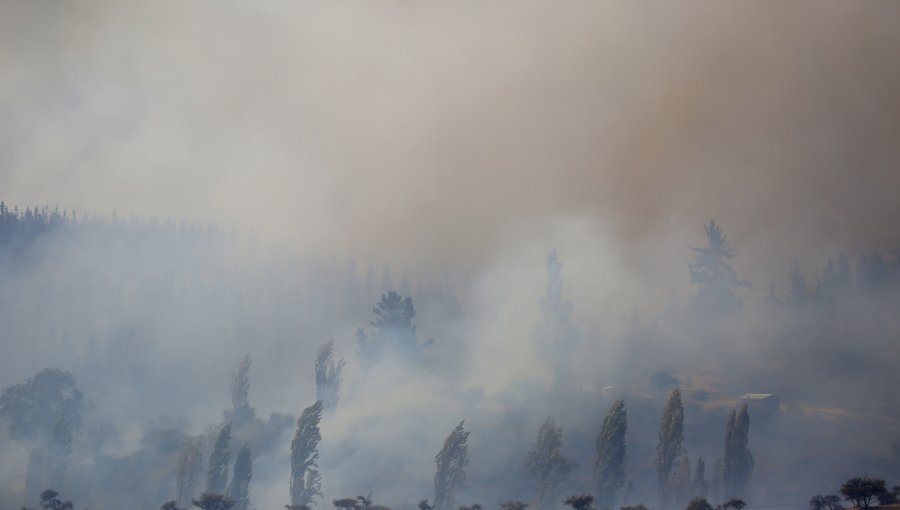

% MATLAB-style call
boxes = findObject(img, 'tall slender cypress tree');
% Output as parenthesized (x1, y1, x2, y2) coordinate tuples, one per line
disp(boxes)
(594, 399, 627, 509)
(723, 404, 753, 499)
(227, 444, 252, 510)
(656, 389, 685, 509)
(291, 401, 324, 507)
(208, 423, 233, 495)
(434, 421, 469, 510)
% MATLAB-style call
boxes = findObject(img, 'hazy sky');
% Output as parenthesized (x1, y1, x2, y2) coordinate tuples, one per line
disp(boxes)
(2, 1, 899, 286)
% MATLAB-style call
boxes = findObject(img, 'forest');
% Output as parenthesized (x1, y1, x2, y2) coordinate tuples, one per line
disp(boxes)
(1, 205, 898, 510)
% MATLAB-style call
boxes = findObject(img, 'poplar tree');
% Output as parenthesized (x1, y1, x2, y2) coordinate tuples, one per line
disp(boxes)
(693, 457, 708, 499)
(594, 399, 627, 509)
(723, 405, 753, 500)
(291, 401, 324, 507)
(315, 340, 346, 412)
(208, 423, 233, 494)
(227, 444, 252, 510)
(434, 421, 469, 510)
(656, 389, 685, 509)
(176, 440, 204, 506)
(526, 418, 574, 510)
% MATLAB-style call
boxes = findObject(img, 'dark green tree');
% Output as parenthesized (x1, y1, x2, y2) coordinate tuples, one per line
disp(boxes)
(359, 291, 425, 359)
(594, 399, 628, 509)
(808, 494, 842, 510)
(684, 498, 712, 510)
(563, 494, 593, 510)
(526, 418, 575, 510)
(333, 498, 359, 510)
(316, 340, 346, 412)
(499, 501, 530, 510)
(227, 444, 252, 510)
(688, 221, 748, 312)
(656, 389, 685, 509)
(840, 477, 886, 509)
(434, 421, 470, 510)
(719, 498, 746, 510)
(193, 492, 236, 510)
(723, 405, 753, 500)
(207, 423, 233, 494)
(291, 401, 324, 507)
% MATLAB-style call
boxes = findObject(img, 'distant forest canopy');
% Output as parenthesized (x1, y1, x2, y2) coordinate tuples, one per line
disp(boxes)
(1, 202, 898, 302)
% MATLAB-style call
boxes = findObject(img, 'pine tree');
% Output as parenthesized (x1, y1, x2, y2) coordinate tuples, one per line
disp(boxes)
(723, 405, 753, 500)
(208, 423, 232, 494)
(315, 340, 346, 412)
(594, 399, 627, 509)
(656, 388, 685, 509)
(231, 355, 255, 427)
(176, 440, 204, 506)
(434, 421, 469, 510)
(359, 291, 424, 360)
(536, 250, 580, 387)
(291, 401, 324, 507)
(227, 444, 252, 510)
(526, 418, 575, 510)
(789, 261, 807, 307)
(688, 221, 748, 312)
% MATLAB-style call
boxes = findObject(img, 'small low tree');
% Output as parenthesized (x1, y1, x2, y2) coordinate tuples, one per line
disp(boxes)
(620, 506, 649, 510)
(840, 477, 886, 509)
(499, 501, 529, 510)
(563, 494, 593, 510)
(193, 492, 236, 510)
(719, 498, 746, 510)
(809, 495, 843, 510)
(334, 498, 360, 510)
(684, 498, 712, 510)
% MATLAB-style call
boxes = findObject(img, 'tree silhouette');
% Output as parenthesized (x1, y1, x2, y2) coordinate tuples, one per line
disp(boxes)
(207, 423, 232, 494)
(723, 405, 753, 500)
(526, 418, 575, 510)
(193, 492, 236, 510)
(230, 355, 255, 427)
(840, 477, 886, 509)
(656, 389, 685, 509)
(563, 494, 593, 510)
(291, 401, 324, 507)
(688, 221, 748, 312)
(316, 340, 346, 412)
(0, 369, 83, 500)
(226, 444, 252, 510)
(177, 440, 204, 506)
(434, 421, 469, 510)
(594, 399, 627, 509)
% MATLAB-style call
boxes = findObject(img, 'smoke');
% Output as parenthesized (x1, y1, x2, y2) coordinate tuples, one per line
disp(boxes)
(2, 1, 899, 278)
(1, 2, 900, 509)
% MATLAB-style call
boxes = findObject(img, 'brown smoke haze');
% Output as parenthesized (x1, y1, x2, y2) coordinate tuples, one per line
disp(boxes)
(2, 1, 899, 287)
